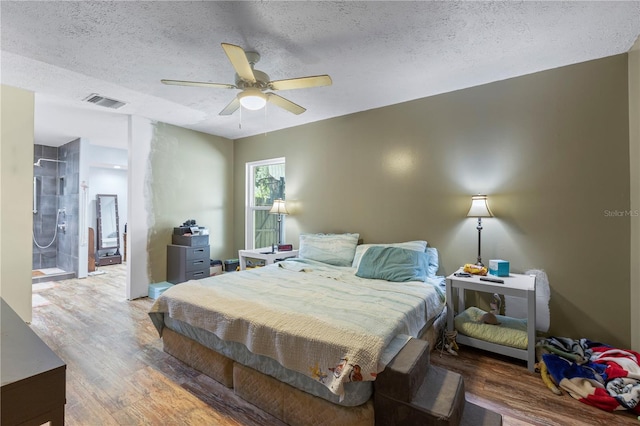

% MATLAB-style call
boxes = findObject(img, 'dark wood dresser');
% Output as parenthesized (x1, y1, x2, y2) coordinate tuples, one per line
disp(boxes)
(1, 298, 66, 425)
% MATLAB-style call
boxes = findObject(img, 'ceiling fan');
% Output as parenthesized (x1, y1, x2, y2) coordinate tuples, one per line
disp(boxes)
(161, 43, 332, 116)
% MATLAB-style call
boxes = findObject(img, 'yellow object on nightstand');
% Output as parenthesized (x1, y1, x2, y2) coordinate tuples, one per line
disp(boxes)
(463, 263, 488, 276)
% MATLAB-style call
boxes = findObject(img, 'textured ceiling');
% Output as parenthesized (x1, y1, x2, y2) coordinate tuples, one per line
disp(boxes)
(2, 1, 639, 148)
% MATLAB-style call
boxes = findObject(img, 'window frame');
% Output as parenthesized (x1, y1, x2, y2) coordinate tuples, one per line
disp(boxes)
(245, 157, 285, 250)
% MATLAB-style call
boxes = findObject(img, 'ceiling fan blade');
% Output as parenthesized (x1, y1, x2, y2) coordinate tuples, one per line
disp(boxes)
(269, 75, 332, 91)
(267, 93, 306, 115)
(161, 79, 236, 89)
(219, 97, 240, 116)
(221, 43, 256, 83)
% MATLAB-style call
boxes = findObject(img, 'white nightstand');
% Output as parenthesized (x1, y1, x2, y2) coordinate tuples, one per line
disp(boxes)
(238, 248, 299, 271)
(446, 269, 537, 371)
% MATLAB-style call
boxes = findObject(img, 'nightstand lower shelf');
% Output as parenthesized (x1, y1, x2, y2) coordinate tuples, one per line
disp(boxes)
(455, 333, 530, 363)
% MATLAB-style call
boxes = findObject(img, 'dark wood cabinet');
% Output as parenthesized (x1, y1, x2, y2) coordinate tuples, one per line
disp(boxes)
(1, 298, 66, 425)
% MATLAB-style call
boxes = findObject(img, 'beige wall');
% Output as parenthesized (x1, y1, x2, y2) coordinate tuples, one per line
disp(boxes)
(0, 85, 34, 321)
(234, 55, 632, 348)
(147, 122, 234, 283)
(630, 37, 640, 352)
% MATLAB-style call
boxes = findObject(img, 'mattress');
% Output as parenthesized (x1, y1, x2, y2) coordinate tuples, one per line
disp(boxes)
(150, 258, 445, 404)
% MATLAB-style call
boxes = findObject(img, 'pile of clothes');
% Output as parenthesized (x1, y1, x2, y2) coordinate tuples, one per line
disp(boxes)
(538, 337, 640, 414)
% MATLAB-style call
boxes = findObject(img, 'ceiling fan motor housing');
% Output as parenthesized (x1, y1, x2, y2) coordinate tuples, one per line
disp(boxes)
(236, 69, 270, 90)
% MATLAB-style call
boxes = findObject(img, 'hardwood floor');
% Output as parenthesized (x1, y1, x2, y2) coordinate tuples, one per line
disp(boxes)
(29, 265, 638, 425)
(430, 346, 639, 425)
(31, 264, 284, 426)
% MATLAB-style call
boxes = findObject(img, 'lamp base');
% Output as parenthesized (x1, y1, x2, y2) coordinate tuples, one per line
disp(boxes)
(475, 218, 484, 269)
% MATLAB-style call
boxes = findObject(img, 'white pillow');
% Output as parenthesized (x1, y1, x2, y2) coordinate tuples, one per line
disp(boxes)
(351, 240, 427, 269)
(299, 233, 360, 266)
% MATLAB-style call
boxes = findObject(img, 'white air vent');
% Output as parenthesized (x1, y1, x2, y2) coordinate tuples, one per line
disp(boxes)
(83, 93, 126, 109)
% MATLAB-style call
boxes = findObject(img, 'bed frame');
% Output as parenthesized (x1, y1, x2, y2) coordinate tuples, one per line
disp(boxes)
(160, 308, 447, 425)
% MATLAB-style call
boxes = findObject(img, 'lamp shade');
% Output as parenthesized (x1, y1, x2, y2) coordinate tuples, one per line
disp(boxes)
(269, 199, 289, 215)
(238, 88, 267, 110)
(466, 195, 493, 218)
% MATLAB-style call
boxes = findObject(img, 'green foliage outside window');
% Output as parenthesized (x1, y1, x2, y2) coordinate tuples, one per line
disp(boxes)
(254, 164, 285, 206)
(252, 162, 285, 247)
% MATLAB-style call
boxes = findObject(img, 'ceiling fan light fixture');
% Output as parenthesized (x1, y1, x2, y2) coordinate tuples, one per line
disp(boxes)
(163, 43, 331, 116)
(238, 89, 267, 110)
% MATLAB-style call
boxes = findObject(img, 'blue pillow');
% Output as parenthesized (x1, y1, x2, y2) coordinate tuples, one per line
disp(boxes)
(356, 246, 428, 282)
(425, 247, 439, 277)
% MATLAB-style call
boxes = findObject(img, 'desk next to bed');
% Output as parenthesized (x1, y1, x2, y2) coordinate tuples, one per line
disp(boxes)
(238, 247, 299, 270)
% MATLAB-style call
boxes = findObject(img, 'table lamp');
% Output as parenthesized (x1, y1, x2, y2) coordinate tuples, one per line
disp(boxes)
(467, 194, 493, 266)
(269, 199, 289, 248)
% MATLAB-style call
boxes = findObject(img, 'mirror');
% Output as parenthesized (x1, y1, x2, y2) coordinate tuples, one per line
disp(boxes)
(96, 194, 119, 251)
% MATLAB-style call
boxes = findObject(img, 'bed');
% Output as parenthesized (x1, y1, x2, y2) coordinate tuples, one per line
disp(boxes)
(149, 235, 447, 425)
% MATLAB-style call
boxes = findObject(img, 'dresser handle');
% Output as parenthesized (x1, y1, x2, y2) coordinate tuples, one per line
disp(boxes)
(193, 260, 204, 265)
(193, 271, 204, 277)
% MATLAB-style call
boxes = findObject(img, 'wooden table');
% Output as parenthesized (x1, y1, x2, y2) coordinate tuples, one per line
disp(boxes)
(1, 298, 66, 425)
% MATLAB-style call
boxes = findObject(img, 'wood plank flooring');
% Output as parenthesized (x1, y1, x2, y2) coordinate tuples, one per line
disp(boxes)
(29, 265, 639, 425)
(430, 346, 639, 425)
(30, 265, 284, 426)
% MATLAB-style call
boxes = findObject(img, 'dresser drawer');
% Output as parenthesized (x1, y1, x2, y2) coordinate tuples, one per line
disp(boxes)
(184, 246, 209, 260)
(185, 268, 209, 281)
(97, 254, 122, 266)
(185, 257, 208, 272)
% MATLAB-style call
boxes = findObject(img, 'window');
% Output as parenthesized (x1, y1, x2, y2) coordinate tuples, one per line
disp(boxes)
(245, 158, 285, 249)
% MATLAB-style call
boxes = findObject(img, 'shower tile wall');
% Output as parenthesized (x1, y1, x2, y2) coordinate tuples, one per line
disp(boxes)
(33, 140, 80, 278)
(33, 144, 60, 269)
(58, 139, 80, 276)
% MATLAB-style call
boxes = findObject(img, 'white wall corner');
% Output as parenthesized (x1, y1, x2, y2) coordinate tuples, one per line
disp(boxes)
(127, 115, 154, 299)
(77, 138, 91, 278)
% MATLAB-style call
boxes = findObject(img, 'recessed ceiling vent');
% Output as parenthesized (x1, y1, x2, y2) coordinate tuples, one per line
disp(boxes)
(83, 93, 126, 109)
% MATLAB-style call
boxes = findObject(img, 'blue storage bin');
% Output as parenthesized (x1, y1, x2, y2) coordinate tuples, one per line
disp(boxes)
(148, 281, 174, 299)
